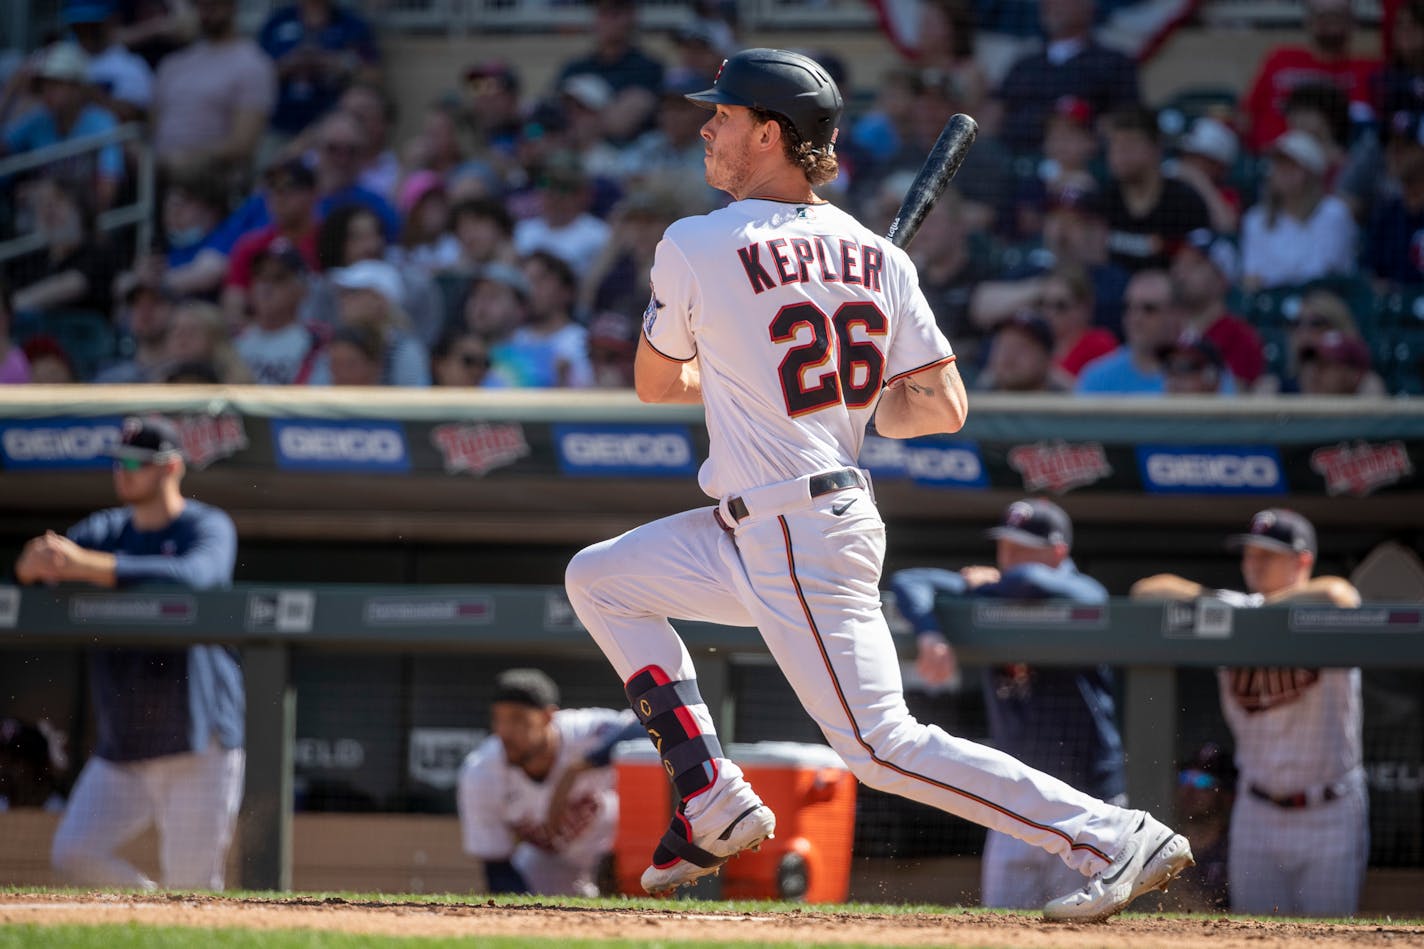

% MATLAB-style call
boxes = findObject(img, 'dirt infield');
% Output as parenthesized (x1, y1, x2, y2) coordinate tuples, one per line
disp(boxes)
(2, 892, 1422, 948)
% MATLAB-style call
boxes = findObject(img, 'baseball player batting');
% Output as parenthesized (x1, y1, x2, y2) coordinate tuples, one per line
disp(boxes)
(564, 48, 1193, 921)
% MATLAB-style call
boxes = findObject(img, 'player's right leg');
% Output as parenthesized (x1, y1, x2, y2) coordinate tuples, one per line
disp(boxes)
(154, 743, 245, 890)
(51, 756, 158, 888)
(566, 508, 774, 895)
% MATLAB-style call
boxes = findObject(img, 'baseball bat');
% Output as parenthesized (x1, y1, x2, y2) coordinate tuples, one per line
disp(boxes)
(884, 113, 979, 250)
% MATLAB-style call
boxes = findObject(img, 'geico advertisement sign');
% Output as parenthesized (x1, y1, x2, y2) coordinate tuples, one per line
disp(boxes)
(859, 434, 987, 488)
(272, 420, 410, 472)
(554, 424, 697, 476)
(0, 418, 125, 469)
(1137, 446, 1284, 493)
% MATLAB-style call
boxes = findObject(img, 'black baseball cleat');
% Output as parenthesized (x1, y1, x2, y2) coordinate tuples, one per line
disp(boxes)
(1042, 812, 1195, 922)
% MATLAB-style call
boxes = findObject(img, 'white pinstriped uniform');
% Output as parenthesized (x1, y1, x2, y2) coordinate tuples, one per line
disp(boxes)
(566, 197, 1141, 878)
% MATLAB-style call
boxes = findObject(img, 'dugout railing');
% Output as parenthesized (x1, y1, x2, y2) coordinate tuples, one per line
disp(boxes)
(1, 585, 1420, 892)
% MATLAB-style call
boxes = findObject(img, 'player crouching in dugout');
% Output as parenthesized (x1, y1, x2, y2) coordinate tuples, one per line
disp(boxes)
(1131, 508, 1367, 916)
(457, 669, 645, 896)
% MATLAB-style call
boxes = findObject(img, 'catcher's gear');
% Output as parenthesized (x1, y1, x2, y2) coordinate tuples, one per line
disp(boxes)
(686, 48, 843, 149)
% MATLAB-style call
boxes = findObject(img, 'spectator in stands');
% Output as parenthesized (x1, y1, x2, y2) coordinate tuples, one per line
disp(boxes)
(223, 157, 320, 324)
(128, 165, 242, 302)
(391, 171, 461, 274)
(448, 198, 518, 273)
(487, 251, 592, 388)
(1255, 288, 1386, 395)
(1368, 145, 1424, 284)
(559, 73, 623, 180)
(1297, 331, 1376, 396)
(666, 19, 732, 89)
(1241, 131, 1358, 290)
(617, 74, 721, 215)
(22, 337, 78, 384)
(114, 0, 198, 70)
(151, 0, 275, 179)
(586, 311, 638, 389)
(15, 415, 243, 890)
(401, 98, 467, 183)
(1075, 268, 1181, 394)
(459, 263, 529, 352)
(555, 0, 665, 146)
(431, 328, 492, 388)
(907, 188, 999, 372)
(889, 499, 1124, 910)
(1170, 117, 1242, 235)
(0, 280, 31, 384)
(7, 177, 118, 322)
(1378, 0, 1424, 116)
(235, 242, 324, 385)
(461, 61, 523, 181)
(1171, 741, 1236, 911)
(309, 259, 430, 386)
(1131, 509, 1366, 917)
(95, 281, 174, 383)
(458, 668, 642, 896)
(1170, 230, 1265, 388)
(313, 110, 401, 241)
(258, 0, 380, 141)
(1014, 95, 1101, 241)
(1283, 81, 1353, 176)
(848, 67, 920, 169)
(1159, 333, 1229, 395)
(321, 324, 382, 386)
(582, 189, 681, 325)
(994, 0, 1140, 156)
(915, 0, 989, 122)
(973, 183, 1130, 339)
(1242, 0, 1381, 153)
(307, 203, 443, 348)
(338, 82, 400, 204)
(64, 0, 155, 123)
(1099, 106, 1211, 273)
(512, 153, 612, 281)
(899, 70, 1012, 234)
(0, 43, 124, 210)
(977, 312, 1064, 393)
(0, 718, 65, 811)
(1040, 263, 1117, 387)
(163, 300, 250, 384)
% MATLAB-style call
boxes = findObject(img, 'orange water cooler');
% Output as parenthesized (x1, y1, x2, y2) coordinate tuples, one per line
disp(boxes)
(613, 741, 856, 902)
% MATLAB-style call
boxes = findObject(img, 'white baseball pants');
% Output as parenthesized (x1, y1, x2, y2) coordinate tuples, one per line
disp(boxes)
(1228, 774, 1368, 916)
(52, 743, 245, 890)
(566, 472, 1138, 876)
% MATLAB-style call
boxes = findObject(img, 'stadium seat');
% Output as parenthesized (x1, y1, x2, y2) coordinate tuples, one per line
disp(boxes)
(1243, 287, 1305, 328)
(1376, 329, 1424, 395)
(1258, 325, 1293, 379)
(1158, 85, 1240, 138)
(433, 272, 474, 333)
(13, 309, 116, 382)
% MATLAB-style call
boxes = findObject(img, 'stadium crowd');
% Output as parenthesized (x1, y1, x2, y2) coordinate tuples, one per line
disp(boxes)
(0, 0, 1421, 398)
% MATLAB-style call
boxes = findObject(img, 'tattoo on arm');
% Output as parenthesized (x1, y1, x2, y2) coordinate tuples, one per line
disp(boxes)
(903, 378, 932, 395)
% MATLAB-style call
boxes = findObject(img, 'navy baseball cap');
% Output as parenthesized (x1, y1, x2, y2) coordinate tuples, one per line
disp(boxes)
(492, 669, 560, 709)
(997, 311, 1055, 353)
(1227, 508, 1317, 556)
(62, 0, 114, 25)
(105, 415, 184, 463)
(986, 498, 1073, 549)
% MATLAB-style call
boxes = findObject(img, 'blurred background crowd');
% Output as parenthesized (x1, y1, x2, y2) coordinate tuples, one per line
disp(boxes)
(0, 0, 1420, 399)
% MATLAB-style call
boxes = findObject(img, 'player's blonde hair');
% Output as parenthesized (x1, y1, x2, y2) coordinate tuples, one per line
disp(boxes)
(753, 107, 840, 187)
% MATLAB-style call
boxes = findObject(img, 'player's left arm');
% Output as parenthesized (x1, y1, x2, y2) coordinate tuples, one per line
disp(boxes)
(874, 359, 968, 439)
(634, 334, 702, 404)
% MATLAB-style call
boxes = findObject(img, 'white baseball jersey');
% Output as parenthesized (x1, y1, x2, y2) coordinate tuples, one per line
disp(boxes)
(642, 198, 954, 499)
(457, 707, 633, 895)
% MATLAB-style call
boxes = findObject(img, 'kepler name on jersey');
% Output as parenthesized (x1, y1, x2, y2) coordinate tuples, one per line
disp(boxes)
(737, 235, 884, 294)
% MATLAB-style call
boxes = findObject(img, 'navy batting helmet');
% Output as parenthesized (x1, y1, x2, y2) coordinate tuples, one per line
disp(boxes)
(686, 48, 843, 149)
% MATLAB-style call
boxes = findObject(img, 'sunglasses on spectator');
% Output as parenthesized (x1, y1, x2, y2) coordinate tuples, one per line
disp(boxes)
(1040, 297, 1077, 312)
(113, 458, 152, 473)
(1125, 300, 1166, 313)
(459, 353, 491, 369)
(1165, 358, 1210, 374)
(1296, 314, 1337, 330)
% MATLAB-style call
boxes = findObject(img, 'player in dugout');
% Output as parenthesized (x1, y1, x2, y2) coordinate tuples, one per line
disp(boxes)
(457, 668, 645, 896)
(1131, 508, 1367, 916)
